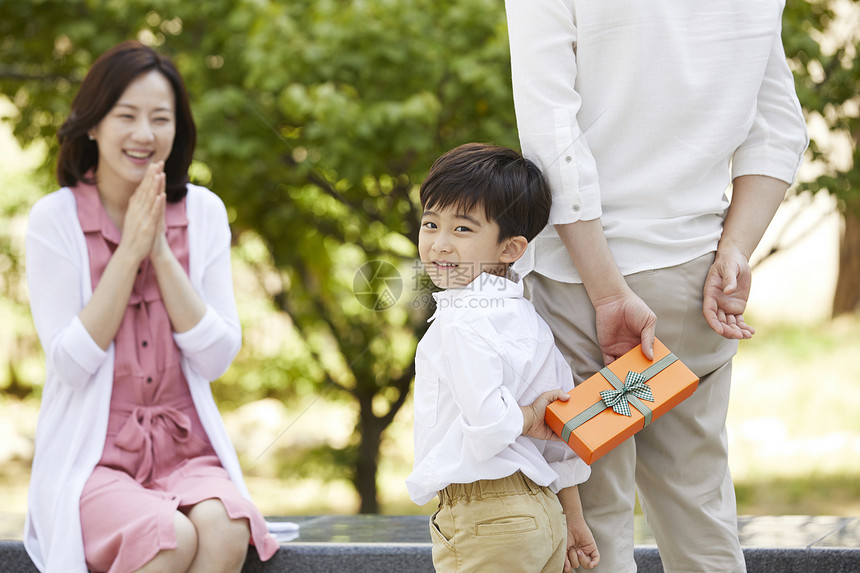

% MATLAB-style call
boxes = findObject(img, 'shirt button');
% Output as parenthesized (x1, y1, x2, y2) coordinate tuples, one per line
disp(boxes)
(572, 204, 581, 212)
(142, 341, 148, 347)
(137, 268, 142, 275)
(146, 377, 153, 384)
(565, 156, 572, 163)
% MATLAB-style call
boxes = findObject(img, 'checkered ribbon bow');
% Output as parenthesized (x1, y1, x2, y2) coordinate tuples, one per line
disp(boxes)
(599, 371, 654, 416)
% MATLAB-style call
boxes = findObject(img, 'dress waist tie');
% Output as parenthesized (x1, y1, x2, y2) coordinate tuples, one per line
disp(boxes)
(114, 404, 202, 484)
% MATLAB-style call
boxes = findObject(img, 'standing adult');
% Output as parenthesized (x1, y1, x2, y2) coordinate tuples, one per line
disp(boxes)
(504, 1, 808, 571)
(24, 40, 278, 572)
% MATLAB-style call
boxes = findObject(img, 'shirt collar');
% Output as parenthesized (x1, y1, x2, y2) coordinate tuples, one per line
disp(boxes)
(71, 176, 121, 244)
(428, 271, 522, 322)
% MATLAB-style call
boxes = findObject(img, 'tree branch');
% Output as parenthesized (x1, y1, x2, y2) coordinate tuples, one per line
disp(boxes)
(259, 259, 355, 394)
(0, 70, 69, 83)
(378, 363, 415, 427)
(751, 204, 836, 271)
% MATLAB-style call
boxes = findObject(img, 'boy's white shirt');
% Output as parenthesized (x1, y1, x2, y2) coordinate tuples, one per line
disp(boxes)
(406, 272, 590, 506)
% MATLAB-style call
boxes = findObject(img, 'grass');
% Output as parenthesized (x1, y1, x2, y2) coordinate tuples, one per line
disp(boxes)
(735, 473, 860, 516)
(727, 315, 860, 488)
(252, 314, 860, 517)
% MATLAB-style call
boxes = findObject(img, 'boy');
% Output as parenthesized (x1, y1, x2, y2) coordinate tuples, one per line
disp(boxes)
(406, 143, 600, 571)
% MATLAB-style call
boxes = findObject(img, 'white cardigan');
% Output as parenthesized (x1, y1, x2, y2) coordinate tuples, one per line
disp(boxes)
(24, 184, 251, 572)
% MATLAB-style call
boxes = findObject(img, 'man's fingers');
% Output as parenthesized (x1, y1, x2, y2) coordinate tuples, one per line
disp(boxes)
(640, 322, 656, 361)
(722, 271, 738, 295)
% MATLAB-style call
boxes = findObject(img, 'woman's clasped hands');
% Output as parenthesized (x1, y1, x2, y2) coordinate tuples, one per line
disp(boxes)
(117, 160, 168, 264)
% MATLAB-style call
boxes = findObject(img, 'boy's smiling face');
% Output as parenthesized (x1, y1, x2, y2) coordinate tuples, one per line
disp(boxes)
(418, 204, 509, 289)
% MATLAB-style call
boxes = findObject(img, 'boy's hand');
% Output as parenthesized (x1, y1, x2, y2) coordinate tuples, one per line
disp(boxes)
(564, 516, 600, 571)
(521, 390, 568, 441)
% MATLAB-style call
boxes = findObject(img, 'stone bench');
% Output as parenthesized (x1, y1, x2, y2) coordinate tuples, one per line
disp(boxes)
(3, 515, 860, 572)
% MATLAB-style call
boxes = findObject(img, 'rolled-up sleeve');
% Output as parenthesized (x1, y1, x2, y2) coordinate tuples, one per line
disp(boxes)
(26, 196, 108, 390)
(173, 306, 240, 380)
(175, 188, 242, 381)
(539, 439, 591, 491)
(441, 323, 524, 462)
(505, 0, 602, 224)
(731, 19, 808, 185)
(51, 317, 109, 389)
(534, 350, 590, 490)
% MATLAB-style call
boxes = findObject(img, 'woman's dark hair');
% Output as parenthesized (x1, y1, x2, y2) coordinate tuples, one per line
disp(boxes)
(419, 143, 552, 243)
(56, 40, 196, 201)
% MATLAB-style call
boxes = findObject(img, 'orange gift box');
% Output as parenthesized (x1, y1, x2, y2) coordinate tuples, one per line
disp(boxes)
(546, 338, 699, 465)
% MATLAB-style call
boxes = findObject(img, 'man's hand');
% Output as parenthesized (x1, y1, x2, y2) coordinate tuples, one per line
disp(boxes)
(703, 246, 755, 339)
(555, 219, 656, 366)
(593, 289, 657, 365)
(702, 174, 791, 339)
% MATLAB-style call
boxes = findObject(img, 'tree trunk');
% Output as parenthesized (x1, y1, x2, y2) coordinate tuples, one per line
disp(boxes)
(355, 394, 382, 513)
(833, 209, 860, 317)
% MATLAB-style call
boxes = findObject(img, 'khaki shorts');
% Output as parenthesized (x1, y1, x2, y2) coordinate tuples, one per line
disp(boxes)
(430, 471, 567, 573)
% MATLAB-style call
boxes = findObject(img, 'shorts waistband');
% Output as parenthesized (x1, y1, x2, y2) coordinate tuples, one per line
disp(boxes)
(438, 471, 546, 506)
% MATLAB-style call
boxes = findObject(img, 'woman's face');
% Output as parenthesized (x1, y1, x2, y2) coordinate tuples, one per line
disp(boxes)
(88, 70, 176, 194)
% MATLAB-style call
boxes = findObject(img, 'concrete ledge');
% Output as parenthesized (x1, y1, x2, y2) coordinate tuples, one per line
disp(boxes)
(243, 544, 434, 573)
(623, 547, 859, 573)
(3, 515, 860, 572)
(0, 541, 677, 573)
(5, 542, 860, 573)
(0, 541, 37, 573)
(245, 544, 657, 573)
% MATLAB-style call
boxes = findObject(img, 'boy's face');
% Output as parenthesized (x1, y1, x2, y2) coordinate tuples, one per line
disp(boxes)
(418, 203, 508, 289)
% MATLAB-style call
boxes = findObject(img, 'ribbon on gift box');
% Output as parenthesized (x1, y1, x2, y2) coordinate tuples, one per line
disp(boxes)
(560, 352, 679, 443)
(600, 371, 654, 417)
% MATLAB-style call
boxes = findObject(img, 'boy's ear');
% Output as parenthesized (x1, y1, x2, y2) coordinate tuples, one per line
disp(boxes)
(499, 235, 528, 264)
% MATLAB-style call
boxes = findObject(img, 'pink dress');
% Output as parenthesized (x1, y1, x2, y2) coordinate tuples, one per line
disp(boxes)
(72, 181, 277, 572)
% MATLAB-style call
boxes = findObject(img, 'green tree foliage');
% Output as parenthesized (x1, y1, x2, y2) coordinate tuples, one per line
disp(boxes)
(782, 0, 860, 315)
(5, 0, 856, 512)
(0, 0, 517, 512)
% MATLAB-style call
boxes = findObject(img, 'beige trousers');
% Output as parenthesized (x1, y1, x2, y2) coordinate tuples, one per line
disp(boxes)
(430, 471, 568, 573)
(525, 253, 746, 573)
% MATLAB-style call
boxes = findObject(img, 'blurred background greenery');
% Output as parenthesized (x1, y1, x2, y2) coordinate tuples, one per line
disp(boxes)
(1, 0, 858, 520)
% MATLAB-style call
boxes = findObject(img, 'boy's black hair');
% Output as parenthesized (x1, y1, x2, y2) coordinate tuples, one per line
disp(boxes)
(419, 143, 551, 243)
